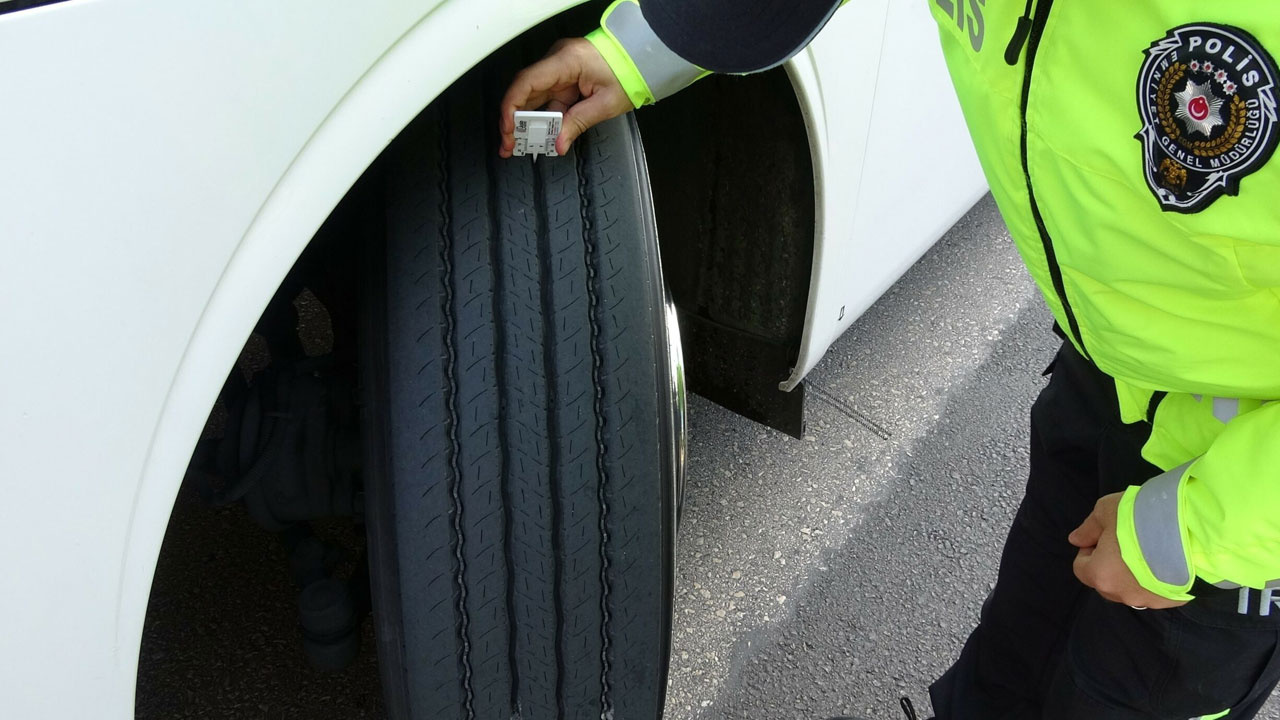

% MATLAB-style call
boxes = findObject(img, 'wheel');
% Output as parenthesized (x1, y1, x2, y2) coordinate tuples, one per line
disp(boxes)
(360, 64, 684, 720)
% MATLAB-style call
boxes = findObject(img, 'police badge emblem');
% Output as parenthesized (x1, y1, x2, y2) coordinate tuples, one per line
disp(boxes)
(1137, 24, 1278, 213)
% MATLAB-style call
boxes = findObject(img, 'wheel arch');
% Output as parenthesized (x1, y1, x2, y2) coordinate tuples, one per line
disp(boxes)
(126, 0, 830, 679)
(120, 0, 603, 688)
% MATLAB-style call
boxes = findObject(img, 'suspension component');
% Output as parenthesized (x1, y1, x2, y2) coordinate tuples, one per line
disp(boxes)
(206, 359, 361, 530)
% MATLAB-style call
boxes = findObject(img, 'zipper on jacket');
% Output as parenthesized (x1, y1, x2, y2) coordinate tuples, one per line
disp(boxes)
(1004, 0, 1035, 65)
(1018, 0, 1091, 360)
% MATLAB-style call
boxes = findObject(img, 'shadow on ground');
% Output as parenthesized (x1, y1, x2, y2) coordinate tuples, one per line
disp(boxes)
(709, 300, 1056, 719)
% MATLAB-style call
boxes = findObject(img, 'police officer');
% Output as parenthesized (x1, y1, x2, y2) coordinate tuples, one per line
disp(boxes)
(500, 1, 1280, 717)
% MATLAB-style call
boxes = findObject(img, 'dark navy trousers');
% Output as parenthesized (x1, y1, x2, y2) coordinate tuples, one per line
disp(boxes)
(930, 341, 1280, 719)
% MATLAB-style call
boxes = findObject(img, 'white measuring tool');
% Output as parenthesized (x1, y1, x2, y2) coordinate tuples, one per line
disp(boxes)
(512, 110, 563, 160)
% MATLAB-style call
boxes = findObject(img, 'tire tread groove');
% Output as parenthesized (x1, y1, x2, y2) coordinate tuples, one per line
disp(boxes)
(488, 129, 523, 720)
(575, 137, 615, 718)
(535, 163, 569, 720)
(437, 110, 477, 720)
(373, 97, 669, 720)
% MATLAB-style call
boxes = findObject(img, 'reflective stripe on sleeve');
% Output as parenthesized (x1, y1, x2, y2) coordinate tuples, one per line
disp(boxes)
(601, 0, 706, 103)
(1213, 396, 1241, 424)
(1132, 461, 1194, 587)
(586, 26, 654, 109)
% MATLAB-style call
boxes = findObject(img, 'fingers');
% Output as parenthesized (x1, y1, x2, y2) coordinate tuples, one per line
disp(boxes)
(500, 37, 630, 158)
(1073, 544, 1188, 609)
(561, 83, 638, 154)
(1068, 510, 1104, 548)
(1072, 548, 1097, 587)
(499, 54, 575, 157)
(555, 92, 616, 155)
(1069, 493, 1123, 548)
(1073, 549, 1130, 604)
(501, 52, 574, 127)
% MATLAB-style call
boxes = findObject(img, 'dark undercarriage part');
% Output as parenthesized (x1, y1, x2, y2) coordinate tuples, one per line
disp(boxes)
(675, 310, 806, 438)
(208, 361, 360, 531)
(188, 353, 369, 671)
(638, 68, 816, 438)
(185, 200, 372, 671)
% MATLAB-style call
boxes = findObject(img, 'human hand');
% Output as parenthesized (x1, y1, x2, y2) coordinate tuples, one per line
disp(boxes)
(1068, 492, 1188, 610)
(499, 37, 635, 158)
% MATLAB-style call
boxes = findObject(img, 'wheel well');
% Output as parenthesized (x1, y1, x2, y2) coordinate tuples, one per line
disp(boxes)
(145, 16, 817, 712)
(279, 50, 821, 439)
(273, 10, 818, 438)
(186, 10, 818, 492)
(637, 69, 816, 437)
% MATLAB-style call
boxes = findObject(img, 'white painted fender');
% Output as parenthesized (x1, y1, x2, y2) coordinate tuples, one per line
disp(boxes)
(0, 0, 581, 714)
(783, 0, 986, 390)
(0, 0, 980, 714)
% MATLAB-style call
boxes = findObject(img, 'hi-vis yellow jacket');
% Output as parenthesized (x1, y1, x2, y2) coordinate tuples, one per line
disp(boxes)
(587, 0, 1280, 601)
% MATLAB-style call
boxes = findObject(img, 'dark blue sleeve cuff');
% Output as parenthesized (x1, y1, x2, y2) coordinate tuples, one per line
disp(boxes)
(640, 0, 843, 74)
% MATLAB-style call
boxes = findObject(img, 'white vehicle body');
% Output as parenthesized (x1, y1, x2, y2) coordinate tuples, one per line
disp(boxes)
(0, 0, 982, 715)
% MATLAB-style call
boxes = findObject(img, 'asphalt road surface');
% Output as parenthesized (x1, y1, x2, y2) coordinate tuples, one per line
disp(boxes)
(136, 195, 1280, 719)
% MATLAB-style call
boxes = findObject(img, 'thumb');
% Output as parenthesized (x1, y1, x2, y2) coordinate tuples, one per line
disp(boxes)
(1068, 511, 1104, 548)
(1072, 547, 1096, 587)
(555, 88, 631, 155)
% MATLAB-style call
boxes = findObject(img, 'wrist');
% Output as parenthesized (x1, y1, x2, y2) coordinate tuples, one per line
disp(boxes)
(1115, 466, 1196, 602)
(585, 27, 651, 109)
(589, 0, 709, 109)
